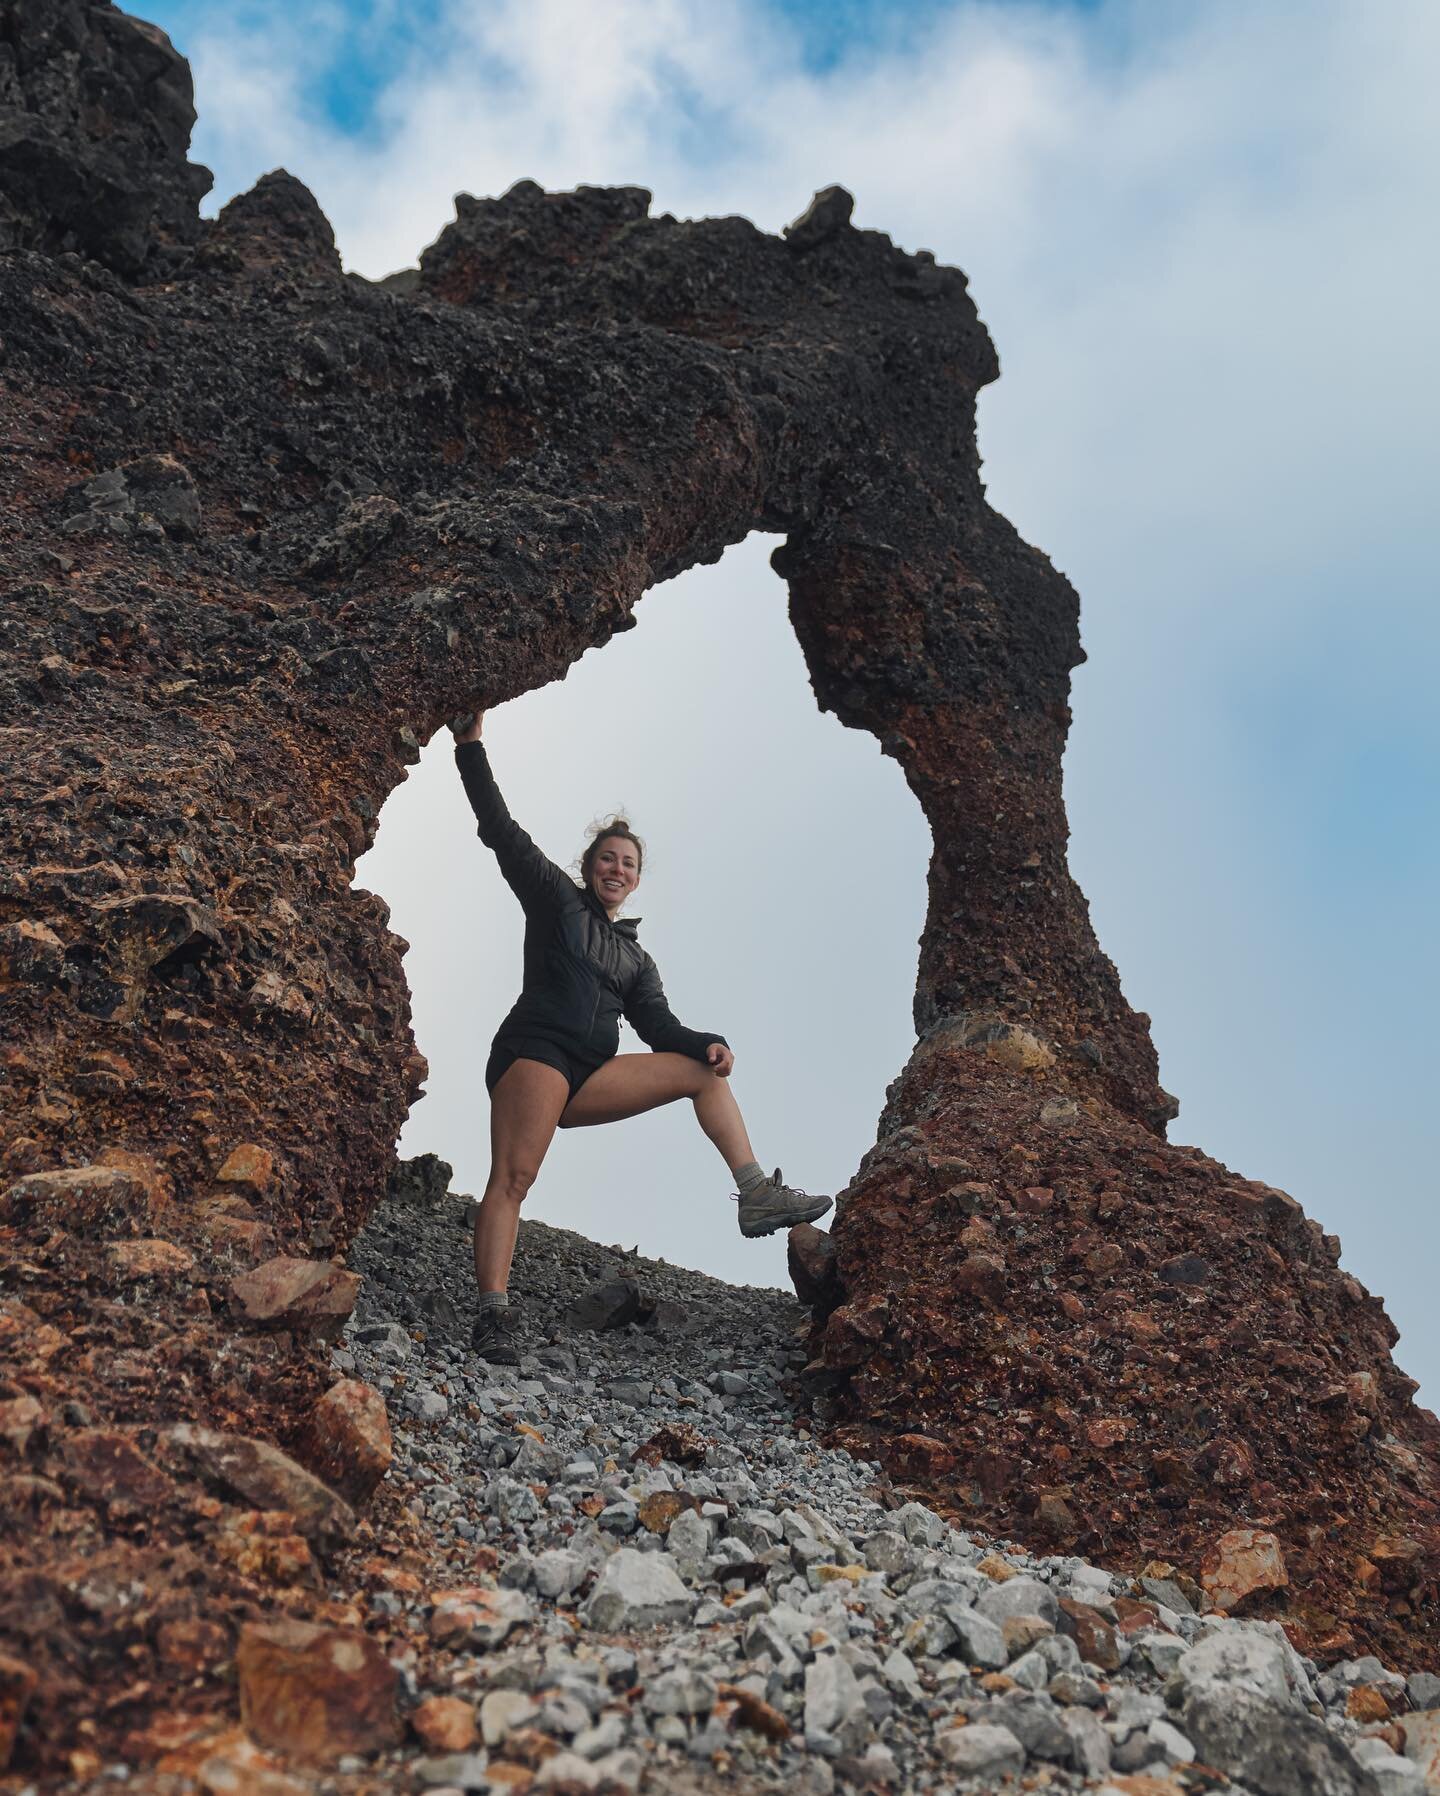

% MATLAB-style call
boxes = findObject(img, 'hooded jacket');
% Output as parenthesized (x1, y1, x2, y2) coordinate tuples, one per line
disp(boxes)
(456, 740, 728, 1067)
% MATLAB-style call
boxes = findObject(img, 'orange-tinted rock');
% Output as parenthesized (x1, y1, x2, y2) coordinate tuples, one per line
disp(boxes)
(0, 1654, 37, 1770)
(1058, 1597, 1121, 1671)
(216, 1510, 318, 1586)
(410, 1695, 478, 1752)
(0, 1164, 150, 1235)
(715, 1681, 790, 1741)
(295, 1379, 392, 1505)
(237, 1618, 399, 1763)
(228, 1256, 360, 1338)
(1200, 1528, 1288, 1613)
(168, 1423, 355, 1546)
(892, 1433, 958, 1479)
(215, 1143, 276, 1195)
(105, 1237, 197, 1279)
(1346, 1684, 1391, 1722)
(637, 1490, 692, 1534)
(1086, 1417, 1133, 1449)
(154, 1617, 231, 1677)
(0, 1396, 45, 1456)
(61, 1428, 173, 1511)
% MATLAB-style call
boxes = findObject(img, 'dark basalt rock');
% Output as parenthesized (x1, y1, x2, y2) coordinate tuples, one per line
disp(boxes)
(0, 0, 211, 274)
(2, 8, 1439, 1768)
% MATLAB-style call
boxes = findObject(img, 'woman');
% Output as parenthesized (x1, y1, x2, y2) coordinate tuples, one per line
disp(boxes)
(452, 708, 832, 1364)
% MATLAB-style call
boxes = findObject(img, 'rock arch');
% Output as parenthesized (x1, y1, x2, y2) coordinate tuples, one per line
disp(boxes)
(1, 2, 1436, 1718)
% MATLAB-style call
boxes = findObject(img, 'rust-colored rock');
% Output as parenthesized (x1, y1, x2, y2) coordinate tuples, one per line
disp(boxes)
(1057, 1598, 1121, 1672)
(228, 1256, 360, 1338)
(294, 1378, 392, 1504)
(0, 1164, 151, 1235)
(1346, 1684, 1392, 1723)
(410, 1695, 478, 1752)
(168, 1424, 355, 1545)
(0, 1396, 45, 1456)
(0, 1654, 37, 1771)
(1, 10, 1438, 1758)
(1200, 1528, 1289, 1613)
(105, 1237, 198, 1279)
(60, 1428, 174, 1511)
(236, 1618, 399, 1764)
(787, 1223, 841, 1313)
(215, 1143, 276, 1195)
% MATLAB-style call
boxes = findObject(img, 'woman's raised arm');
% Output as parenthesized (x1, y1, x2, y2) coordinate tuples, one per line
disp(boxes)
(452, 712, 575, 915)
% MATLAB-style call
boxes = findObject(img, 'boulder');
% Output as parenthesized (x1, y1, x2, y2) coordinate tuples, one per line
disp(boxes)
(1, 1165, 151, 1235)
(167, 1424, 355, 1546)
(1201, 1529, 1289, 1613)
(583, 1548, 693, 1631)
(565, 1276, 642, 1331)
(295, 1379, 391, 1504)
(228, 1257, 360, 1338)
(237, 1618, 399, 1763)
(1182, 1683, 1380, 1796)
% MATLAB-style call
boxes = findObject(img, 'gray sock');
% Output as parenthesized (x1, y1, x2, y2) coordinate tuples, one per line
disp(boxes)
(477, 1290, 509, 1311)
(734, 1161, 767, 1194)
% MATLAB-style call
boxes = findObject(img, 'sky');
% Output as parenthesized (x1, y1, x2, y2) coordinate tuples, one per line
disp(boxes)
(145, 0, 1440, 1399)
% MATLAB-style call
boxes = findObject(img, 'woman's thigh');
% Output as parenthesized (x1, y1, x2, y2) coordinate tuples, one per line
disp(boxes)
(558, 1052, 707, 1129)
(489, 1057, 572, 1174)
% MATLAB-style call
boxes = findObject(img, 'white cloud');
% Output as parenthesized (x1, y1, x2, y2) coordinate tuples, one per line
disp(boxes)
(171, 0, 1440, 1390)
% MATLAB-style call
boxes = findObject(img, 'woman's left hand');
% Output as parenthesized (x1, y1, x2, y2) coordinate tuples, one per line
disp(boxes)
(706, 1042, 734, 1078)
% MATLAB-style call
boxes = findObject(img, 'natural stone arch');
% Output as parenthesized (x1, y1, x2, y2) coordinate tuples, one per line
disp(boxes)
(2, 6, 1437, 1729)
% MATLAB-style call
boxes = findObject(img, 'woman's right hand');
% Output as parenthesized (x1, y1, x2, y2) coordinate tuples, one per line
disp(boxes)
(453, 708, 485, 743)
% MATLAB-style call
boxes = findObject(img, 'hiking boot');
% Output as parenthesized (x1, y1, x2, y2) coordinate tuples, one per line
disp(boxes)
(735, 1168, 833, 1239)
(471, 1303, 520, 1366)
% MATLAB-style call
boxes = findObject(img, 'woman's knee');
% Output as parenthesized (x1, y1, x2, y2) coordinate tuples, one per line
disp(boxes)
(485, 1165, 539, 1205)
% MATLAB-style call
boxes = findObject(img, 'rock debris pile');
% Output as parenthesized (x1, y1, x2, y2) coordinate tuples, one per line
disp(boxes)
(220, 1161, 1434, 1796)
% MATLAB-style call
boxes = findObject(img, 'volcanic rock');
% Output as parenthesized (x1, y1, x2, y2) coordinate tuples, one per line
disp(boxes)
(294, 1377, 392, 1503)
(236, 1617, 400, 1763)
(2, 12, 1439, 1772)
(228, 1256, 361, 1337)
(1201, 1528, 1290, 1613)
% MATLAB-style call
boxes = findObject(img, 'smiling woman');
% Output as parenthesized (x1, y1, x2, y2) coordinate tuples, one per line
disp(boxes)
(351, 539, 931, 1306)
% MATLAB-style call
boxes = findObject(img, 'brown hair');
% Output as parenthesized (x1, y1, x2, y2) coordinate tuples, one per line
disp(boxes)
(578, 815, 645, 891)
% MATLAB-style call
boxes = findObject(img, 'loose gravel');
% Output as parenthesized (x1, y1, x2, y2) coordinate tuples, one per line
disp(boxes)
(330, 1162, 1437, 1794)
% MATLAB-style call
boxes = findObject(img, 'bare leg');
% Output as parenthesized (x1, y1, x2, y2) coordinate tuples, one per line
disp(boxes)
(559, 1052, 757, 1171)
(475, 1058, 569, 1293)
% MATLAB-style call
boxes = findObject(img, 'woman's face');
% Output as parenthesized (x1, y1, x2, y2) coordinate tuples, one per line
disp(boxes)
(590, 836, 640, 907)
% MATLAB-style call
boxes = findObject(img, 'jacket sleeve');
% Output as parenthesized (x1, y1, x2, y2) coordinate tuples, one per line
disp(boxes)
(623, 951, 729, 1063)
(455, 740, 576, 916)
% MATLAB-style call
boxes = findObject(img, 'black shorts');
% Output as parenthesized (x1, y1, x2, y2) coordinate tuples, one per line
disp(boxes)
(485, 1035, 607, 1102)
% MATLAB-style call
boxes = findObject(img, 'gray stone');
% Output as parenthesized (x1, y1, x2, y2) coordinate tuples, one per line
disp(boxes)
(1182, 1684, 1381, 1796)
(893, 1502, 947, 1549)
(534, 1549, 584, 1599)
(413, 1752, 491, 1788)
(485, 1475, 541, 1524)
(991, 1691, 1072, 1763)
(935, 1722, 1025, 1774)
(949, 1606, 1008, 1670)
(583, 1547, 693, 1631)
(642, 1669, 716, 1717)
(1062, 1706, 1111, 1775)
(805, 1651, 869, 1755)
(355, 1320, 412, 1361)
(861, 1530, 912, 1575)
(975, 1575, 1059, 1627)
(480, 1688, 538, 1745)
(1175, 1622, 1313, 1711)
(1408, 1672, 1440, 1709)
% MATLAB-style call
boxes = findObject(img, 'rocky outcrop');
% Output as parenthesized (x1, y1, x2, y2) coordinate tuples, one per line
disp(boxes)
(1, 5, 1437, 1772)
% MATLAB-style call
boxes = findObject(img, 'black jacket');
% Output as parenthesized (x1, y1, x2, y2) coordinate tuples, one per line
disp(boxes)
(456, 740, 728, 1067)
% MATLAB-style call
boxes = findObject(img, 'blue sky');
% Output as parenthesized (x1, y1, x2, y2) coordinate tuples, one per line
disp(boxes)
(144, 1, 1439, 1398)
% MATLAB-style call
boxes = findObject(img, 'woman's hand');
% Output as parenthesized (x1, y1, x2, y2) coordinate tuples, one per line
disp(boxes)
(706, 1042, 734, 1078)
(453, 708, 485, 743)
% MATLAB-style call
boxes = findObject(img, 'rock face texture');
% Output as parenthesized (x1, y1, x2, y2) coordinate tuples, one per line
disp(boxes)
(1, 1, 1437, 1766)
